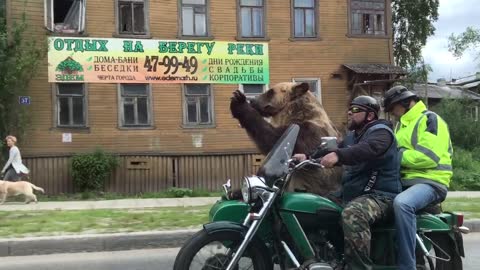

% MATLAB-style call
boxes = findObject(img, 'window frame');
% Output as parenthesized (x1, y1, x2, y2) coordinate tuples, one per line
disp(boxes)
(44, 0, 87, 34)
(178, 0, 212, 39)
(182, 84, 215, 128)
(238, 84, 269, 99)
(468, 105, 479, 122)
(236, 0, 268, 41)
(117, 83, 154, 129)
(292, 78, 322, 103)
(290, 0, 319, 40)
(347, 0, 389, 38)
(114, 0, 150, 38)
(52, 83, 88, 129)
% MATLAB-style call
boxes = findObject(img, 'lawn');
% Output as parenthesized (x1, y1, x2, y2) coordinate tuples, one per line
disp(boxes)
(442, 197, 480, 219)
(0, 197, 477, 239)
(0, 205, 210, 238)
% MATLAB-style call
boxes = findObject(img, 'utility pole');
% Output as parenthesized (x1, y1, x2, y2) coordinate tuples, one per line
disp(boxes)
(423, 59, 428, 108)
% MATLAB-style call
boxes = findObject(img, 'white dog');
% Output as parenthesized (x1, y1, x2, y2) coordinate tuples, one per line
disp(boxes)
(0, 180, 45, 204)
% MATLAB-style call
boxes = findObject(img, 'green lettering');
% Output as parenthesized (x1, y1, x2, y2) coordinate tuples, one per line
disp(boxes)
(227, 43, 236, 55)
(123, 40, 134, 52)
(205, 42, 215, 55)
(168, 42, 178, 53)
(84, 40, 96, 51)
(97, 40, 109, 52)
(64, 39, 75, 51)
(54, 39, 64, 51)
(74, 39, 84, 52)
(187, 42, 196, 54)
(133, 41, 144, 52)
(158, 42, 168, 53)
(177, 42, 187, 53)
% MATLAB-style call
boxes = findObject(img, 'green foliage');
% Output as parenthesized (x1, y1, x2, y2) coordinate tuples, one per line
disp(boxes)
(71, 149, 119, 192)
(448, 27, 480, 59)
(432, 99, 480, 190)
(392, 0, 439, 68)
(56, 58, 84, 73)
(450, 148, 480, 191)
(404, 62, 433, 89)
(0, 12, 45, 161)
(432, 98, 480, 149)
(166, 187, 194, 198)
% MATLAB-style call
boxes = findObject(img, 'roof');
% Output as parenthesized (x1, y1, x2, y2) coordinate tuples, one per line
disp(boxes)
(412, 83, 480, 100)
(343, 63, 407, 75)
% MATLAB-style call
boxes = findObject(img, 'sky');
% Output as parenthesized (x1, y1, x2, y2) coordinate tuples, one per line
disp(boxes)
(422, 0, 480, 82)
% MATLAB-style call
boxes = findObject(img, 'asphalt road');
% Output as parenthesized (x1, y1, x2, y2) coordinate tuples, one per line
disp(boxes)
(0, 233, 479, 270)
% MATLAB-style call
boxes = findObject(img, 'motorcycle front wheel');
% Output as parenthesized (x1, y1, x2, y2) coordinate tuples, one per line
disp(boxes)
(173, 229, 273, 270)
(416, 233, 463, 270)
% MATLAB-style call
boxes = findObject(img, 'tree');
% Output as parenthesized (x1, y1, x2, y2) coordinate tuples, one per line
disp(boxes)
(0, 13, 45, 161)
(392, 0, 440, 68)
(448, 27, 480, 59)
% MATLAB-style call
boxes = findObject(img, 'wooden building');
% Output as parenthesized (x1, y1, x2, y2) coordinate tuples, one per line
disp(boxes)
(4, 0, 405, 194)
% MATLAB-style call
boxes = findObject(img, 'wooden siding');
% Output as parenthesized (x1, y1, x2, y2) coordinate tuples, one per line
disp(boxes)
(8, 0, 393, 157)
(22, 153, 262, 195)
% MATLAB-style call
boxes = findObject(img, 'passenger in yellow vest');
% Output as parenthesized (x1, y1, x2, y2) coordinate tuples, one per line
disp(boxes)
(383, 85, 453, 270)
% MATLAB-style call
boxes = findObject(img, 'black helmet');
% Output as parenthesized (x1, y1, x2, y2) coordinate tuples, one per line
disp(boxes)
(350, 95, 380, 117)
(383, 85, 417, 112)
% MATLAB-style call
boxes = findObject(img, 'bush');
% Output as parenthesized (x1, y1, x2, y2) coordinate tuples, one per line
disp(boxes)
(451, 148, 480, 191)
(166, 187, 193, 198)
(71, 149, 119, 192)
(432, 99, 480, 149)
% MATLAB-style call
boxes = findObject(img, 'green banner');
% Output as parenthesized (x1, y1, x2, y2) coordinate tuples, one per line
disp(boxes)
(48, 37, 269, 84)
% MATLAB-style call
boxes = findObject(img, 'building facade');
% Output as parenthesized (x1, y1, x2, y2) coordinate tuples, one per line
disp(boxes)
(5, 0, 403, 194)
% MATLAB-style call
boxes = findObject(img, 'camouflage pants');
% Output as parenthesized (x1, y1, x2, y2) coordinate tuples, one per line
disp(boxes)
(341, 194, 393, 270)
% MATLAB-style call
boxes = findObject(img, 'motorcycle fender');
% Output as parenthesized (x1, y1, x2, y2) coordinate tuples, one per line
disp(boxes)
(203, 221, 248, 236)
(203, 221, 272, 259)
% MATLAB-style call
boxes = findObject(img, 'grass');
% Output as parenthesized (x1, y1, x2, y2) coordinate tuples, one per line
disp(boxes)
(0, 205, 210, 238)
(442, 197, 480, 219)
(0, 197, 477, 239)
(29, 189, 223, 202)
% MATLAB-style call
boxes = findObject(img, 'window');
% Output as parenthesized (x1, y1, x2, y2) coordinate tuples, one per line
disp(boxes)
(183, 84, 213, 126)
(119, 84, 152, 127)
(292, 78, 322, 103)
(292, 0, 317, 38)
(180, 0, 208, 37)
(44, 0, 86, 34)
(117, 0, 148, 35)
(239, 84, 267, 98)
(239, 0, 265, 38)
(350, 0, 386, 36)
(56, 83, 86, 127)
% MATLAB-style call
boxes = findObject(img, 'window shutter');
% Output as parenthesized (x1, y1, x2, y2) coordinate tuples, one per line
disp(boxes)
(79, 0, 86, 32)
(44, 0, 54, 31)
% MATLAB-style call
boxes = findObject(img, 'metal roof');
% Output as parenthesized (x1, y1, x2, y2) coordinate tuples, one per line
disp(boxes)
(343, 63, 407, 75)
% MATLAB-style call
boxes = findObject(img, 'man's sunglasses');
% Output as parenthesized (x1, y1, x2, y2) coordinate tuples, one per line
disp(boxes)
(348, 107, 366, 113)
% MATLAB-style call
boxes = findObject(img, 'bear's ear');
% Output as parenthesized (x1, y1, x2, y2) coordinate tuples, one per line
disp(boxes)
(291, 82, 310, 99)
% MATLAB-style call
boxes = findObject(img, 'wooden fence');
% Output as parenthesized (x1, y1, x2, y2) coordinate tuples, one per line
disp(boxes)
(23, 153, 264, 195)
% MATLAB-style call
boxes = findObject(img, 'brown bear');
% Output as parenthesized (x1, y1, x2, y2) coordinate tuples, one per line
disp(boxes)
(230, 82, 342, 195)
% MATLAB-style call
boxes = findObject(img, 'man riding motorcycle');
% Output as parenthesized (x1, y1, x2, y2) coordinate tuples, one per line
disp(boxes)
(383, 85, 453, 270)
(294, 96, 402, 270)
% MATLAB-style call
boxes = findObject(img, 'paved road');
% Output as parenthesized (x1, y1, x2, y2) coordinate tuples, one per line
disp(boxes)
(1, 233, 479, 270)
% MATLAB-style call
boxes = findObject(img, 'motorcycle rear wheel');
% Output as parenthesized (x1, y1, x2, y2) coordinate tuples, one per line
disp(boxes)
(416, 233, 462, 270)
(173, 229, 273, 270)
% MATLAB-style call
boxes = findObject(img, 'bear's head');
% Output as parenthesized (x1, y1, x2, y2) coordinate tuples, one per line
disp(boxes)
(250, 82, 311, 117)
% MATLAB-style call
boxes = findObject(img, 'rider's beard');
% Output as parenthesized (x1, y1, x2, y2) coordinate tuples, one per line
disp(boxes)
(347, 118, 364, 131)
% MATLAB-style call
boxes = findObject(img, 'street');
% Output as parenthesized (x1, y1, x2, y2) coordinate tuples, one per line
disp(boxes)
(0, 233, 479, 270)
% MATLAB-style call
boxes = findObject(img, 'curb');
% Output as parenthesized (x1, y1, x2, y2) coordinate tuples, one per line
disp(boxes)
(0, 229, 199, 257)
(1, 220, 479, 257)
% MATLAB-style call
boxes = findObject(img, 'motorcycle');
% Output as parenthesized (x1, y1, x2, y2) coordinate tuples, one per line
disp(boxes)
(173, 124, 469, 270)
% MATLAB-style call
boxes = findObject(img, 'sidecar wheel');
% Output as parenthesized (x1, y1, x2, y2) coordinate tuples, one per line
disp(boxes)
(173, 229, 273, 270)
(416, 233, 462, 270)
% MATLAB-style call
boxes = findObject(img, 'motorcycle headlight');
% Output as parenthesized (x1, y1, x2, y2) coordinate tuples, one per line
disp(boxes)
(241, 176, 268, 203)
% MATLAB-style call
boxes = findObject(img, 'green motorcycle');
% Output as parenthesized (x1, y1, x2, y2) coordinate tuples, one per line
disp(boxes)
(174, 124, 469, 270)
